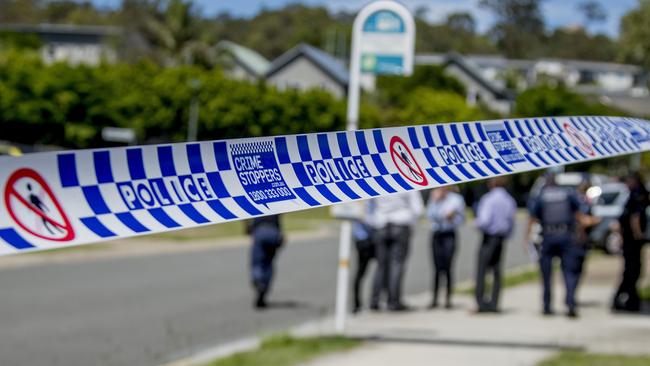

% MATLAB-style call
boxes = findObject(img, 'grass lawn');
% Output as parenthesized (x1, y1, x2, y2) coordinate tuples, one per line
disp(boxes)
(539, 351, 650, 366)
(152, 206, 333, 241)
(204, 334, 360, 366)
(641, 283, 650, 301)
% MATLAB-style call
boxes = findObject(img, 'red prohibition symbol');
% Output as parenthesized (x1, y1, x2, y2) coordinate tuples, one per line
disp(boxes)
(4, 168, 75, 242)
(563, 122, 596, 157)
(389, 136, 428, 186)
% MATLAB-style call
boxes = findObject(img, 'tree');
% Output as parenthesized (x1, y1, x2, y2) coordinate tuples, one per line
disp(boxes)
(0, 0, 43, 23)
(414, 5, 429, 20)
(619, 0, 650, 70)
(445, 12, 476, 34)
(479, 0, 546, 58)
(578, 1, 607, 25)
(214, 5, 345, 59)
(398, 89, 483, 124)
(125, 0, 217, 67)
(415, 16, 495, 54)
(546, 28, 616, 61)
(514, 85, 623, 117)
(376, 65, 466, 108)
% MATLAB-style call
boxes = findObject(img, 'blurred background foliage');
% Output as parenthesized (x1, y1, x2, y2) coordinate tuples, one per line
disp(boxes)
(0, 50, 628, 149)
(0, 51, 358, 147)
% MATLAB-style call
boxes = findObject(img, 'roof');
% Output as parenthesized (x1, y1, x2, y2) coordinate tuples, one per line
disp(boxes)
(444, 53, 514, 100)
(217, 40, 270, 78)
(601, 95, 650, 116)
(418, 52, 645, 75)
(536, 58, 643, 74)
(417, 53, 534, 70)
(266, 43, 349, 87)
(0, 23, 121, 37)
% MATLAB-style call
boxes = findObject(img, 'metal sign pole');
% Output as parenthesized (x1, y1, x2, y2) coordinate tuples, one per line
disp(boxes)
(334, 0, 415, 334)
(334, 3, 363, 334)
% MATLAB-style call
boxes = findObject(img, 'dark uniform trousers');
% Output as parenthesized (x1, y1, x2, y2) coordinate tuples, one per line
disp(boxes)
(353, 236, 375, 310)
(431, 231, 456, 306)
(540, 233, 580, 312)
(371, 224, 411, 308)
(614, 239, 644, 311)
(475, 233, 505, 311)
(250, 225, 282, 293)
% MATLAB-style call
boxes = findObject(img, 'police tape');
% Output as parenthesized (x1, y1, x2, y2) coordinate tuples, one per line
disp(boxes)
(0, 116, 648, 256)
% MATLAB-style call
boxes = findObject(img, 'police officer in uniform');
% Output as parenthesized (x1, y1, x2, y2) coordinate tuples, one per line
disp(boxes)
(528, 173, 583, 318)
(247, 214, 284, 309)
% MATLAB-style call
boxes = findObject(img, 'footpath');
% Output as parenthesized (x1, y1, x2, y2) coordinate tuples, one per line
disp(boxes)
(303, 253, 650, 366)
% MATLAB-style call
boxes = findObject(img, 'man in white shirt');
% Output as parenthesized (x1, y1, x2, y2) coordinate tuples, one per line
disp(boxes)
(426, 186, 466, 309)
(367, 191, 424, 311)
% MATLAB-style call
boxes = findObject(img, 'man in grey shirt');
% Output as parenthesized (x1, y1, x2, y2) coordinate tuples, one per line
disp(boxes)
(474, 177, 517, 313)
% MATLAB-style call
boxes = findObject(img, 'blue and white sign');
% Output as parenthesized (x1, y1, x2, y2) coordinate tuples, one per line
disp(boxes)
(230, 141, 296, 207)
(352, 1, 415, 76)
(363, 10, 405, 33)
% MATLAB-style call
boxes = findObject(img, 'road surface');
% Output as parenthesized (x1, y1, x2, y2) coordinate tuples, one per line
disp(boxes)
(0, 219, 531, 366)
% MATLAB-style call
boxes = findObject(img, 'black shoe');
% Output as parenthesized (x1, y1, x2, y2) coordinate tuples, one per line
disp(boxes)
(369, 304, 380, 312)
(388, 303, 412, 312)
(542, 308, 554, 316)
(445, 302, 453, 310)
(352, 305, 361, 314)
(254, 298, 267, 309)
(428, 302, 439, 309)
(254, 290, 267, 310)
(567, 308, 578, 318)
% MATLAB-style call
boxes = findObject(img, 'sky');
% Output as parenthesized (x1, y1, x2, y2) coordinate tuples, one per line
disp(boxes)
(92, 0, 639, 37)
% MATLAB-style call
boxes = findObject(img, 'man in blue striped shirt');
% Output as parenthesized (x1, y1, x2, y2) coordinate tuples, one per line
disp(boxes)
(474, 177, 517, 313)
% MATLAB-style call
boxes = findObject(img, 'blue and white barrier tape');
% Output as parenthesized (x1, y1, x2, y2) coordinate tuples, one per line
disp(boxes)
(0, 116, 648, 256)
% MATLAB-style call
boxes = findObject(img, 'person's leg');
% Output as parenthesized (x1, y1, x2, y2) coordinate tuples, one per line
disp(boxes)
(540, 240, 554, 314)
(431, 233, 441, 307)
(613, 239, 630, 310)
(560, 239, 578, 316)
(388, 226, 411, 309)
(251, 229, 274, 308)
(475, 234, 489, 311)
(488, 236, 504, 311)
(371, 229, 388, 309)
(572, 244, 587, 289)
(262, 244, 278, 291)
(250, 237, 265, 292)
(445, 232, 457, 308)
(623, 240, 642, 311)
(353, 243, 372, 312)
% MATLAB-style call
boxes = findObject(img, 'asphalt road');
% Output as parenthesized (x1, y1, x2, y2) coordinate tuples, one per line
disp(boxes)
(0, 218, 531, 366)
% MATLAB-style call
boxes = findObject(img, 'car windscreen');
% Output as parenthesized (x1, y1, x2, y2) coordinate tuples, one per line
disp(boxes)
(597, 192, 620, 205)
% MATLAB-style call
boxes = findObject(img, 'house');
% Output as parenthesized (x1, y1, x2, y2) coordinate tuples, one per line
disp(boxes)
(0, 23, 119, 65)
(531, 59, 647, 94)
(216, 40, 270, 82)
(266, 43, 349, 99)
(416, 53, 515, 114)
(417, 52, 650, 116)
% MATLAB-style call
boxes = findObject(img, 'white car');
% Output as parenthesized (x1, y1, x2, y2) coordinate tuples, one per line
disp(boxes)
(589, 182, 628, 254)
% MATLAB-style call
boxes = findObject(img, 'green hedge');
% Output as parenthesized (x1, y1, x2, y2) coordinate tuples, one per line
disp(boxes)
(0, 52, 381, 148)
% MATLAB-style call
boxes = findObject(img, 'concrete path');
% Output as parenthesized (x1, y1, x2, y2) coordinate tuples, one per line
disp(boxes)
(304, 252, 650, 366)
